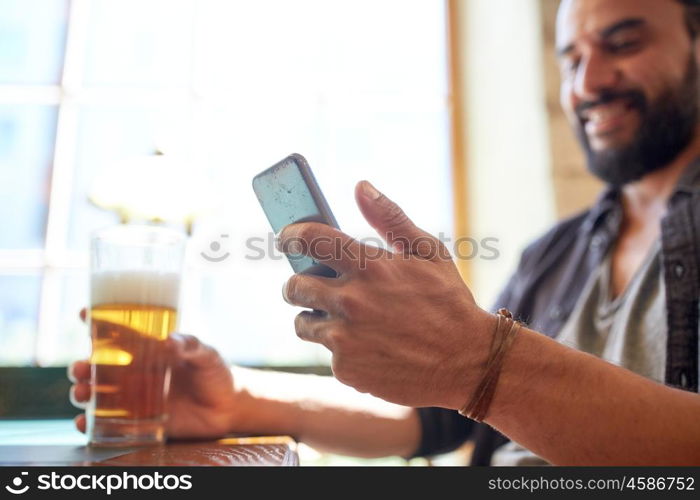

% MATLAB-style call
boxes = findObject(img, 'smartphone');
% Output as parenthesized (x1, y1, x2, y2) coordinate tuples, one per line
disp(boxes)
(252, 153, 339, 277)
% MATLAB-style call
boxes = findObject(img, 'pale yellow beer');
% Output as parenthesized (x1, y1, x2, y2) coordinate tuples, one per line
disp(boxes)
(88, 226, 184, 447)
(90, 302, 177, 421)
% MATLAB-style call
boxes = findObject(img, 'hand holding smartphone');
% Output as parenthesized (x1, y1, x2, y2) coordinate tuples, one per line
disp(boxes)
(252, 154, 339, 277)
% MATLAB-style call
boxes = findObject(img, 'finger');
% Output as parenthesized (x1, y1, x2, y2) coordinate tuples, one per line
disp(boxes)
(355, 181, 451, 261)
(294, 310, 335, 349)
(70, 384, 90, 408)
(68, 360, 91, 383)
(169, 333, 221, 369)
(283, 273, 338, 312)
(278, 222, 375, 274)
(74, 414, 86, 434)
(79, 308, 87, 323)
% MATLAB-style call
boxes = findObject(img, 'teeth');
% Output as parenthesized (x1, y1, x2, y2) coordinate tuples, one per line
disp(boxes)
(584, 103, 627, 123)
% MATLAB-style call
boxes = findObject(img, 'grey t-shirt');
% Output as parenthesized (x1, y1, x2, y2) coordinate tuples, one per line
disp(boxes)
(491, 240, 667, 466)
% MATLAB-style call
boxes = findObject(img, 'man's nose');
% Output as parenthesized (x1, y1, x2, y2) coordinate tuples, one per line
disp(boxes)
(574, 51, 621, 102)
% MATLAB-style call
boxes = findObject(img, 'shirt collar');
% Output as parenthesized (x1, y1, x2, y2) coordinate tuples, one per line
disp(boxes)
(670, 156, 700, 198)
(581, 155, 700, 235)
(581, 186, 621, 236)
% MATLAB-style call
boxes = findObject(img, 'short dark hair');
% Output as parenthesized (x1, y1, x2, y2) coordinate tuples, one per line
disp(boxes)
(678, 0, 700, 37)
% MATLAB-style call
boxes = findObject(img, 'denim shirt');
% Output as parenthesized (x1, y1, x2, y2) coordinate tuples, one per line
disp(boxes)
(414, 158, 700, 465)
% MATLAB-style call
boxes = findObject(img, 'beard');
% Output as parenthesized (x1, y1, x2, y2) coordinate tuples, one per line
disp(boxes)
(575, 56, 700, 187)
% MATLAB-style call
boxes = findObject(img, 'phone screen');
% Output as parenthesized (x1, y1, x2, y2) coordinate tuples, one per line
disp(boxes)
(252, 154, 339, 277)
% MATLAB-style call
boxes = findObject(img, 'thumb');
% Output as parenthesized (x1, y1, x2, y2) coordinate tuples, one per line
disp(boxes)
(355, 180, 449, 260)
(169, 333, 220, 368)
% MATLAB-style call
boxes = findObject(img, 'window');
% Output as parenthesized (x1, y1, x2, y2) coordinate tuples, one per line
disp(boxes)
(0, 0, 452, 367)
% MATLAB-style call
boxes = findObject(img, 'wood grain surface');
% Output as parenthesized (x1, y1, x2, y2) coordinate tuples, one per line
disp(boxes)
(0, 436, 299, 466)
(97, 437, 298, 466)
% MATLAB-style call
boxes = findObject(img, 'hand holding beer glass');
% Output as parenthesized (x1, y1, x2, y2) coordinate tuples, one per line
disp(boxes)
(88, 225, 185, 447)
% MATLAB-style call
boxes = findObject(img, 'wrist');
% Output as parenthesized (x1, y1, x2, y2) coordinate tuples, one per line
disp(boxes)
(227, 366, 261, 433)
(228, 366, 305, 438)
(443, 307, 499, 410)
(459, 309, 522, 421)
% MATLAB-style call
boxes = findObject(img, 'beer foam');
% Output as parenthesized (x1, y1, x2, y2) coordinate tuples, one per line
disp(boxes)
(91, 271, 180, 309)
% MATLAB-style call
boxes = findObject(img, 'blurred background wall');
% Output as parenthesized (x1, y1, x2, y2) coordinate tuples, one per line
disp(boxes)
(460, 0, 600, 307)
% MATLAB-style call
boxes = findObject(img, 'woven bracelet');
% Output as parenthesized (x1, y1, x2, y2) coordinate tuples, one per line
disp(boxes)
(458, 308, 522, 422)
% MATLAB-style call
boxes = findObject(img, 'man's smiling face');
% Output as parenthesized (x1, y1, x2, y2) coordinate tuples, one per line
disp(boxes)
(557, 0, 700, 186)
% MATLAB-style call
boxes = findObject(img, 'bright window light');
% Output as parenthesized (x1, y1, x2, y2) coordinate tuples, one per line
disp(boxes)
(0, 0, 452, 367)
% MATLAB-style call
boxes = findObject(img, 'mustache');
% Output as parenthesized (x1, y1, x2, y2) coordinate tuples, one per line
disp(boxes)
(575, 89, 647, 117)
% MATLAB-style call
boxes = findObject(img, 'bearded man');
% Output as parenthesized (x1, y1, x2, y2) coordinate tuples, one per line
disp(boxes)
(69, 0, 700, 465)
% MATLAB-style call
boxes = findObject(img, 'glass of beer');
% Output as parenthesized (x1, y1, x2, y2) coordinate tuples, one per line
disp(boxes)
(87, 225, 185, 447)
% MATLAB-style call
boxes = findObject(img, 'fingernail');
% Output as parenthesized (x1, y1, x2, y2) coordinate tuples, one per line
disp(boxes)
(274, 230, 284, 252)
(282, 280, 289, 303)
(361, 181, 382, 200)
(69, 386, 86, 409)
(169, 332, 185, 346)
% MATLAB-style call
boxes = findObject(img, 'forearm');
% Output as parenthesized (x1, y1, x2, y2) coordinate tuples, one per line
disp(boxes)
(480, 327, 700, 465)
(231, 367, 421, 459)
